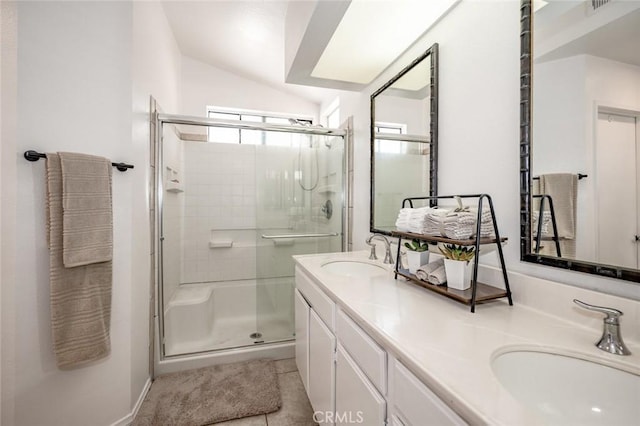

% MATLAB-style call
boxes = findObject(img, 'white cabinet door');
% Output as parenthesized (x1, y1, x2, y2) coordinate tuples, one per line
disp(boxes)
(309, 309, 336, 426)
(335, 344, 386, 426)
(294, 289, 310, 393)
(390, 359, 466, 426)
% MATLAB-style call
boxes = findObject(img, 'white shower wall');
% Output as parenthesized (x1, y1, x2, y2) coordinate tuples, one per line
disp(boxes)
(182, 141, 258, 284)
(162, 127, 184, 309)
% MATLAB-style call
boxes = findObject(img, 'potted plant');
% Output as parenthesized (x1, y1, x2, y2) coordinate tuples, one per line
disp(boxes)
(404, 239, 430, 274)
(439, 244, 476, 291)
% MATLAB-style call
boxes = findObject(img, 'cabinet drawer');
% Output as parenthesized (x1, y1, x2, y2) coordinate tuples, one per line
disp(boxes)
(295, 266, 335, 331)
(336, 309, 386, 395)
(391, 359, 466, 426)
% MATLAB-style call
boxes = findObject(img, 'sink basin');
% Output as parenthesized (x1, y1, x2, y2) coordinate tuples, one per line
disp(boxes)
(492, 350, 640, 425)
(320, 260, 388, 277)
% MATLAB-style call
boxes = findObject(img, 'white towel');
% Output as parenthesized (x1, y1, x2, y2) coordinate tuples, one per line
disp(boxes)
(443, 209, 494, 239)
(395, 206, 436, 233)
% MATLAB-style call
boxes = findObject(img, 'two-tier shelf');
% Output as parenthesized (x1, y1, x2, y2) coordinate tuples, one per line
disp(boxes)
(391, 194, 513, 312)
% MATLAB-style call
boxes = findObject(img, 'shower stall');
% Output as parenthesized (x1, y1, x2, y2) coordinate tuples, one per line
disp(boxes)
(155, 113, 347, 362)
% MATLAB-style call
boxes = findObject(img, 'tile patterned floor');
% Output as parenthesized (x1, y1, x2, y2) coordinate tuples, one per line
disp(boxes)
(213, 358, 317, 426)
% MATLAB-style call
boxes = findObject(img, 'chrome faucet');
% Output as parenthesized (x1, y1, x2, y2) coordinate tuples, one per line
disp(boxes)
(574, 299, 631, 356)
(366, 234, 394, 264)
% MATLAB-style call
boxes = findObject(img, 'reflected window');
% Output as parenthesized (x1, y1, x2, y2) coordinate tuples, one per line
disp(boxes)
(206, 107, 312, 145)
(374, 122, 407, 154)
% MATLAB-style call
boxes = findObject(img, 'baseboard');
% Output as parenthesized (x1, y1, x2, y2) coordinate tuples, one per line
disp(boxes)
(110, 377, 152, 426)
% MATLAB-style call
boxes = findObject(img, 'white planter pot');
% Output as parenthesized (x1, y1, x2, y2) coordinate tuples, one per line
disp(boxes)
(406, 250, 430, 274)
(444, 259, 472, 291)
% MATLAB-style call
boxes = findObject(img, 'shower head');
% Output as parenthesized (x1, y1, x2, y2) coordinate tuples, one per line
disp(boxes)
(288, 118, 311, 126)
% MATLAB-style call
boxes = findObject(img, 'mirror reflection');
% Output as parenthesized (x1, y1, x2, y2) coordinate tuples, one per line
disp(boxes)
(530, 1, 640, 271)
(370, 44, 438, 233)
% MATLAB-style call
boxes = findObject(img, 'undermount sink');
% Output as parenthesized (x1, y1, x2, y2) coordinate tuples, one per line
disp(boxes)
(491, 350, 640, 425)
(320, 260, 388, 277)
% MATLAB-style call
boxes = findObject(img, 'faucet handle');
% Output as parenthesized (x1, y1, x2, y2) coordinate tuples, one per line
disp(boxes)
(574, 299, 631, 356)
(366, 239, 378, 260)
(573, 299, 623, 323)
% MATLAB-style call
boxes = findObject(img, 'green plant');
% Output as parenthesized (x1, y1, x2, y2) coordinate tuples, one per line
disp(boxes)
(439, 243, 476, 262)
(404, 239, 429, 252)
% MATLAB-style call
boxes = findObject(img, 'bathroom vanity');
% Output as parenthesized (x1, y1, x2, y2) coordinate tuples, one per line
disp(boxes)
(293, 251, 640, 425)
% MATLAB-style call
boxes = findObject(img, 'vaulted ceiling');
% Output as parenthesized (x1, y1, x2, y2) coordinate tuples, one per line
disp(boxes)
(161, 0, 458, 104)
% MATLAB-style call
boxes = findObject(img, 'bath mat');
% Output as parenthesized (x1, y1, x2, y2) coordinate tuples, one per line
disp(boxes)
(133, 359, 282, 426)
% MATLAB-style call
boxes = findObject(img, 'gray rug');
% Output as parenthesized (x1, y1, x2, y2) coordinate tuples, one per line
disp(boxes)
(133, 359, 282, 426)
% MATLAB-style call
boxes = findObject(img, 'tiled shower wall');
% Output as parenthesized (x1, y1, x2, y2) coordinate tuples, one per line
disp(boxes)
(161, 126, 184, 308)
(182, 141, 258, 283)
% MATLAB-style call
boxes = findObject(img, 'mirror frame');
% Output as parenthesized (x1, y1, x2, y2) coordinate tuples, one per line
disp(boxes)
(370, 43, 439, 235)
(519, 0, 640, 282)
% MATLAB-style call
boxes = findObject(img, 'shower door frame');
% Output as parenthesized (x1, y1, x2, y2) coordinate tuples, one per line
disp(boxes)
(154, 113, 349, 360)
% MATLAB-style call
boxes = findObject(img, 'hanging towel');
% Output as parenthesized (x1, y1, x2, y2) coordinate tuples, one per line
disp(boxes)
(539, 173, 578, 258)
(46, 153, 112, 369)
(59, 152, 113, 267)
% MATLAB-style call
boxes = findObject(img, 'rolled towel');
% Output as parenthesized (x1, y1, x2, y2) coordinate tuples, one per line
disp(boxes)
(415, 258, 444, 281)
(427, 265, 447, 285)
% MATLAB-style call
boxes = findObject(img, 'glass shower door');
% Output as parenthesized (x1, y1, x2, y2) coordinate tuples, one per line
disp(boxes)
(254, 132, 344, 344)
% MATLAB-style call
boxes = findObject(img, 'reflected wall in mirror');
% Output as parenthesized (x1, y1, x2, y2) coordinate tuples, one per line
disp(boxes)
(520, 0, 640, 282)
(370, 43, 439, 234)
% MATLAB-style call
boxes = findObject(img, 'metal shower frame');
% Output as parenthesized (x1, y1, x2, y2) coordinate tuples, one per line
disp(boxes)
(153, 112, 350, 360)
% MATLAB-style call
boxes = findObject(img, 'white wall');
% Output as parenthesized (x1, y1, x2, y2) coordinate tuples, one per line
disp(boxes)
(0, 0, 183, 424)
(13, 2, 134, 425)
(131, 0, 182, 414)
(533, 55, 640, 263)
(131, 2, 180, 407)
(180, 55, 320, 121)
(341, 1, 640, 300)
(1, 1, 18, 424)
(375, 95, 429, 135)
(533, 55, 590, 258)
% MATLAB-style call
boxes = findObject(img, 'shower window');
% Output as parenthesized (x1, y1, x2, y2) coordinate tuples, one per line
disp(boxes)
(207, 107, 312, 145)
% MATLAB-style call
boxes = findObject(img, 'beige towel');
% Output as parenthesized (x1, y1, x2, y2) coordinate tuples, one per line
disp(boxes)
(47, 153, 112, 369)
(415, 258, 444, 281)
(539, 173, 578, 258)
(59, 152, 113, 267)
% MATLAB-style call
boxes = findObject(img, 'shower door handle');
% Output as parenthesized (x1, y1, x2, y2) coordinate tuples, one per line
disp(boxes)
(261, 233, 339, 239)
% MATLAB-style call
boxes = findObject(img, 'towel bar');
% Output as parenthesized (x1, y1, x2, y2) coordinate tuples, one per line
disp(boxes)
(24, 150, 134, 172)
(261, 233, 338, 239)
(532, 173, 586, 180)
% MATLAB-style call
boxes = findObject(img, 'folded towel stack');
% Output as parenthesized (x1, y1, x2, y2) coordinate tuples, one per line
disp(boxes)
(415, 259, 446, 285)
(395, 206, 434, 233)
(422, 209, 494, 239)
(396, 206, 494, 239)
(443, 209, 494, 239)
(422, 209, 454, 236)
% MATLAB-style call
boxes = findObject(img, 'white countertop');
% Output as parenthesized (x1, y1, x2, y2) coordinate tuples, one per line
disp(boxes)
(293, 251, 640, 425)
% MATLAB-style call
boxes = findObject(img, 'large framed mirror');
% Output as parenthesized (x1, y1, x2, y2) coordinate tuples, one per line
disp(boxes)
(520, 0, 640, 282)
(370, 43, 439, 234)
